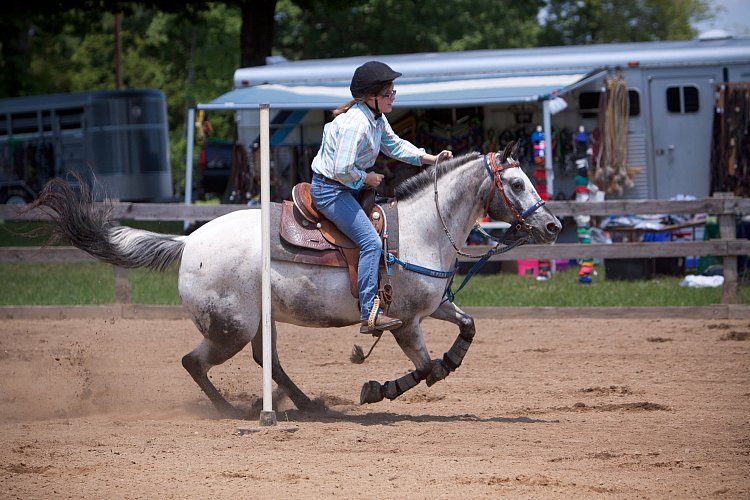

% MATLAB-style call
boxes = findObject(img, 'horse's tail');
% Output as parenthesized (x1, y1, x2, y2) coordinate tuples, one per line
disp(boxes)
(27, 174, 185, 272)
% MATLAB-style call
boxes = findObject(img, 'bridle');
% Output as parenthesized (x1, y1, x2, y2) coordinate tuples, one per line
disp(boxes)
(483, 152, 546, 237)
(433, 151, 546, 259)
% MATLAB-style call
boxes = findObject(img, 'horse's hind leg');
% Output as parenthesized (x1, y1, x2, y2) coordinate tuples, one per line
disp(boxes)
(250, 321, 315, 411)
(182, 338, 249, 418)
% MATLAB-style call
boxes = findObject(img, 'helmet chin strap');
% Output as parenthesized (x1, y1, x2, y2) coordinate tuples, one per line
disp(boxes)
(366, 97, 382, 119)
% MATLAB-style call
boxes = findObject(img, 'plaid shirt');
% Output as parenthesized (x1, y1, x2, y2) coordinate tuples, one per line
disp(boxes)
(311, 102, 425, 189)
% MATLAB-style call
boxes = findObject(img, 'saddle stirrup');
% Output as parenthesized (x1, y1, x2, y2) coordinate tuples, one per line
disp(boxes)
(367, 296, 381, 331)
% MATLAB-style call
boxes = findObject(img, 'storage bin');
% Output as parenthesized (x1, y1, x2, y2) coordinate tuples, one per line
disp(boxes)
(517, 259, 539, 277)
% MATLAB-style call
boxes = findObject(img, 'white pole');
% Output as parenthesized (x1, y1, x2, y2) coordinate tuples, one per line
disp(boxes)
(184, 108, 195, 232)
(258, 103, 277, 427)
(542, 99, 555, 197)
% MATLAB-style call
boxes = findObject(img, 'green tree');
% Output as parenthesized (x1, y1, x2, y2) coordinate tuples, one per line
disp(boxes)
(539, 0, 713, 45)
(275, 0, 544, 59)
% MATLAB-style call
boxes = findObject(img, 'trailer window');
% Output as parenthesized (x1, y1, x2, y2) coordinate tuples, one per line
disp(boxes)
(578, 90, 640, 117)
(666, 85, 699, 113)
(628, 90, 640, 116)
(8, 112, 38, 135)
(56, 108, 84, 130)
(683, 86, 699, 112)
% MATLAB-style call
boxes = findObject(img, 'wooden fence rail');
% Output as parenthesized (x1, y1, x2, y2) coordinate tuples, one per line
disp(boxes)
(2, 195, 749, 305)
(2, 196, 748, 222)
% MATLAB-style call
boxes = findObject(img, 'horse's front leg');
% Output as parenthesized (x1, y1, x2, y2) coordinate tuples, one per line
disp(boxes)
(425, 300, 476, 386)
(360, 323, 432, 404)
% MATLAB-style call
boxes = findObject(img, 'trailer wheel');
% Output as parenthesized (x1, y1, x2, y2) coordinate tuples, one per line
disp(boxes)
(0, 190, 33, 205)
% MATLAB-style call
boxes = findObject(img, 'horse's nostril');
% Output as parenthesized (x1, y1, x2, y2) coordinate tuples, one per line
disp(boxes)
(547, 222, 561, 233)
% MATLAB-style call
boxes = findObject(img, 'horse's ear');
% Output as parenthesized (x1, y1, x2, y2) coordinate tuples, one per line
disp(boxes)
(510, 140, 520, 159)
(499, 140, 515, 163)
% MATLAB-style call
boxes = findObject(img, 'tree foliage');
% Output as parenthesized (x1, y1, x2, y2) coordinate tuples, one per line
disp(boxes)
(275, 0, 544, 59)
(539, 0, 711, 46)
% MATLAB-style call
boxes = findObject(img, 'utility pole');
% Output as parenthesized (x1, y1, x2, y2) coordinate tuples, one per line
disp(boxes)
(114, 12, 123, 89)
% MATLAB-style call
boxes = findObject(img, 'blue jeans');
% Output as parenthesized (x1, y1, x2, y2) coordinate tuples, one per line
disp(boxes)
(311, 175, 381, 321)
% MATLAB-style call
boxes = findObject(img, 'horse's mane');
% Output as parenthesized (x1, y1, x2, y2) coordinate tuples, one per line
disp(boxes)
(394, 152, 483, 201)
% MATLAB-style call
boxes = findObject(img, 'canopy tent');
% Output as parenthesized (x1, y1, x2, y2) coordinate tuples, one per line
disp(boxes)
(199, 69, 606, 110)
(191, 67, 607, 203)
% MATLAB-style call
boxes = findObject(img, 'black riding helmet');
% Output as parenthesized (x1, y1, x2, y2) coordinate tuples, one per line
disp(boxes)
(350, 61, 402, 99)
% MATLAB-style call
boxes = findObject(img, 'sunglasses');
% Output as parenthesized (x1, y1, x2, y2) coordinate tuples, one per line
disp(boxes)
(380, 89, 397, 99)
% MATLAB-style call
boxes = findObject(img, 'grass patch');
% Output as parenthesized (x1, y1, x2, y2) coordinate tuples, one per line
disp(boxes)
(0, 262, 179, 305)
(0, 260, 746, 306)
(127, 266, 181, 304)
(0, 221, 56, 246)
(451, 269, 746, 307)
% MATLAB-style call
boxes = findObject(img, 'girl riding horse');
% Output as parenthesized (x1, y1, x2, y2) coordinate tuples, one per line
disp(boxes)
(310, 61, 452, 335)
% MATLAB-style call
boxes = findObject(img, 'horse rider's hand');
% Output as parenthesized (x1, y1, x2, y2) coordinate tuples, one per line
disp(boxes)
(364, 172, 384, 188)
(423, 150, 453, 165)
(438, 150, 453, 161)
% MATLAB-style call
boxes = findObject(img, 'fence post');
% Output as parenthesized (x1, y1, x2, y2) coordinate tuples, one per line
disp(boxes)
(113, 265, 130, 305)
(714, 193, 738, 304)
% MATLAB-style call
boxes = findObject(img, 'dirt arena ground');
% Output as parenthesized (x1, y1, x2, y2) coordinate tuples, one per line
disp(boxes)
(1, 316, 748, 499)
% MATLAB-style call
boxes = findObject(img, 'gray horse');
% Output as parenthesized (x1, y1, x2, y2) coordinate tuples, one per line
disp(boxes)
(30, 141, 560, 417)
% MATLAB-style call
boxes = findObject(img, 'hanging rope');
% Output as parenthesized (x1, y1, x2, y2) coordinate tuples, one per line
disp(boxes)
(592, 73, 640, 195)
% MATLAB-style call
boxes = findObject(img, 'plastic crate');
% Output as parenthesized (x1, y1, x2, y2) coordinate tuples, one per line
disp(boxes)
(517, 259, 539, 277)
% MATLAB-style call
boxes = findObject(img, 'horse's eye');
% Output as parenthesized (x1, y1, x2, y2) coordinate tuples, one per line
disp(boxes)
(511, 179, 524, 191)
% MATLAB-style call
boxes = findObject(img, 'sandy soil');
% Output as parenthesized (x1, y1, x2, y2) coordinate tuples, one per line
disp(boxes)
(0, 316, 748, 499)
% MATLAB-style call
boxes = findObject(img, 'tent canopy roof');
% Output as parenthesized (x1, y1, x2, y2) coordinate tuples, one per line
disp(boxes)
(202, 69, 604, 110)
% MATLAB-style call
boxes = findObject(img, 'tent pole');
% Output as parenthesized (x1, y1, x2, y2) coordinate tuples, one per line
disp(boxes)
(542, 99, 554, 196)
(184, 108, 195, 232)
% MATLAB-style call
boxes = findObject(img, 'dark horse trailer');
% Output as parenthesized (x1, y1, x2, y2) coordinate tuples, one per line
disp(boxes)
(0, 88, 173, 204)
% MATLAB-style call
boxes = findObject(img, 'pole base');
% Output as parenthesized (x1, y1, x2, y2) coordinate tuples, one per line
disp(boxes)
(259, 410, 277, 427)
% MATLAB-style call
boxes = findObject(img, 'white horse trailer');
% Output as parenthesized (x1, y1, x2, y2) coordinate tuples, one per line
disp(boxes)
(198, 32, 750, 201)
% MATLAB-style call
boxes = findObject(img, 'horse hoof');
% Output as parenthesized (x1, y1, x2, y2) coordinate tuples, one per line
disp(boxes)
(360, 381, 384, 404)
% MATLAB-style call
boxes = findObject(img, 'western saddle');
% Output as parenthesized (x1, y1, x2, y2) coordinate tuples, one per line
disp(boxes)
(278, 182, 395, 298)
